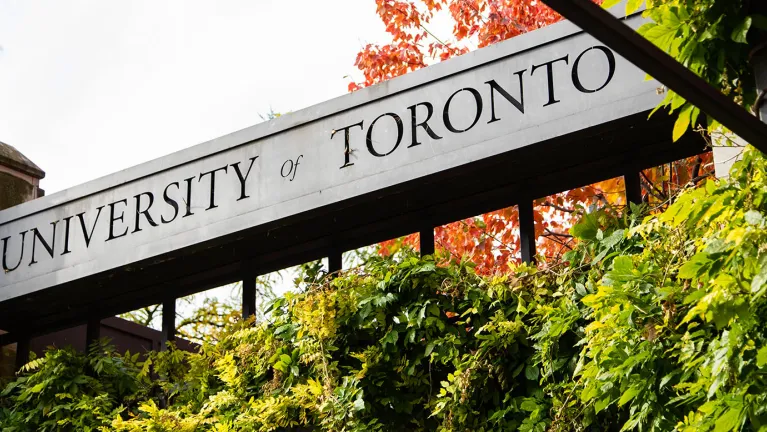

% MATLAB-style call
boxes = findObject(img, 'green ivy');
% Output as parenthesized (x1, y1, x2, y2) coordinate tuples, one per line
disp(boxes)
(2, 148, 767, 431)
(0, 341, 143, 431)
(603, 0, 767, 141)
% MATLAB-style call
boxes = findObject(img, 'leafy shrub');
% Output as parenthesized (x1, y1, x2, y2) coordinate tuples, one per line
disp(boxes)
(2, 148, 767, 431)
(0, 342, 143, 431)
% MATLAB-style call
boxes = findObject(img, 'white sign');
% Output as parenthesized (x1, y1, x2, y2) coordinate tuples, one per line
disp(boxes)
(0, 13, 658, 302)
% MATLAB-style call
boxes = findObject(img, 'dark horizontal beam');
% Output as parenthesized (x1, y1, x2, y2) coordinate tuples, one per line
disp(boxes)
(541, 0, 767, 153)
(0, 332, 18, 347)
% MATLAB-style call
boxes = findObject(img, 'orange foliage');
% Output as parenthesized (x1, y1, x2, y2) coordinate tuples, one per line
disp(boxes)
(353, 0, 713, 275)
(350, 0, 572, 90)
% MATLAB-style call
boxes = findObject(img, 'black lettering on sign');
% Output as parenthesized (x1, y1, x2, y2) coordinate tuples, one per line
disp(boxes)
(280, 155, 303, 182)
(61, 215, 74, 256)
(572, 46, 616, 93)
(0, 47, 627, 278)
(366, 113, 404, 157)
(106, 199, 129, 241)
(183, 176, 195, 218)
(331, 121, 364, 169)
(486, 69, 526, 123)
(162, 182, 180, 224)
(199, 166, 228, 211)
(407, 102, 442, 147)
(2, 230, 27, 272)
(29, 222, 57, 265)
(443, 88, 483, 133)
(133, 192, 158, 233)
(531, 55, 569, 106)
(231, 156, 260, 200)
(78, 206, 104, 248)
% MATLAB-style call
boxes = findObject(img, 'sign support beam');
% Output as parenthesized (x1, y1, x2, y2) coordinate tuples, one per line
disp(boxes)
(329, 250, 342, 275)
(85, 317, 101, 350)
(541, 0, 767, 152)
(161, 299, 175, 351)
(519, 200, 536, 264)
(754, 49, 767, 123)
(242, 275, 257, 321)
(14, 337, 29, 371)
(624, 170, 643, 206)
(420, 227, 435, 257)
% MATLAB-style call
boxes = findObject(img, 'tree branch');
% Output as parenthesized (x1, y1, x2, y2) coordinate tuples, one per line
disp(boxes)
(540, 201, 575, 213)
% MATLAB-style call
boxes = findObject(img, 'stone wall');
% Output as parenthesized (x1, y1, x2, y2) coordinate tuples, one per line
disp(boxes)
(0, 171, 37, 210)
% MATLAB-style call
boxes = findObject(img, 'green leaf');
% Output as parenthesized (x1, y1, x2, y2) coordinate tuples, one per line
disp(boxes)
(520, 399, 539, 412)
(625, 0, 643, 14)
(274, 324, 294, 336)
(644, 24, 679, 51)
(602, 0, 621, 9)
(679, 253, 711, 279)
(673, 104, 693, 142)
(714, 407, 742, 432)
(756, 346, 767, 368)
(637, 22, 656, 37)
(594, 396, 611, 414)
(690, 107, 700, 128)
(731, 17, 752, 44)
(382, 329, 399, 346)
(751, 256, 767, 296)
(280, 354, 292, 365)
(659, 373, 676, 389)
(613, 256, 633, 274)
(353, 397, 365, 411)
(525, 365, 539, 381)
(698, 26, 717, 42)
(424, 341, 436, 357)
(571, 213, 599, 240)
(618, 386, 639, 407)
(273, 361, 288, 373)
(593, 229, 625, 263)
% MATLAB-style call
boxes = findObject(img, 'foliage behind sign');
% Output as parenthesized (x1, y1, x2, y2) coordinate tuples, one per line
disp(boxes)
(3, 147, 767, 431)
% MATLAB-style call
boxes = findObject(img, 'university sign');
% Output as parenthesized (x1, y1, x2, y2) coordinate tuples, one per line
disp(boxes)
(0, 12, 660, 303)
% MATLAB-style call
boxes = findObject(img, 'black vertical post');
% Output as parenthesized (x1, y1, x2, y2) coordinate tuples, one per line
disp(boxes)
(755, 55, 767, 123)
(85, 317, 101, 351)
(420, 226, 435, 257)
(242, 275, 257, 321)
(624, 171, 643, 206)
(161, 299, 176, 351)
(15, 337, 30, 372)
(519, 200, 536, 264)
(329, 249, 342, 275)
(751, 3, 767, 123)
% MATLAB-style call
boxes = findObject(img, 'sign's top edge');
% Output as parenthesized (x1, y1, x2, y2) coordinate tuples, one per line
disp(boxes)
(0, 3, 636, 225)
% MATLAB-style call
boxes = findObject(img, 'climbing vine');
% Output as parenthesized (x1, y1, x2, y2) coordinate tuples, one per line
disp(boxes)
(2, 146, 767, 431)
(611, 0, 767, 140)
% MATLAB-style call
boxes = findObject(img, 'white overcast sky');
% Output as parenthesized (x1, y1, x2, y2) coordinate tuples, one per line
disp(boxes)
(0, 0, 402, 194)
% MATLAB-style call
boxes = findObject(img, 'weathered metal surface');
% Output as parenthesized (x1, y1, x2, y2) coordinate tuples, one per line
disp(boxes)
(0, 13, 659, 304)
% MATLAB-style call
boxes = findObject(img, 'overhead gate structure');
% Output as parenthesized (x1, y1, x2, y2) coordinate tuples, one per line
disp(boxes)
(0, 8, 710, 365)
